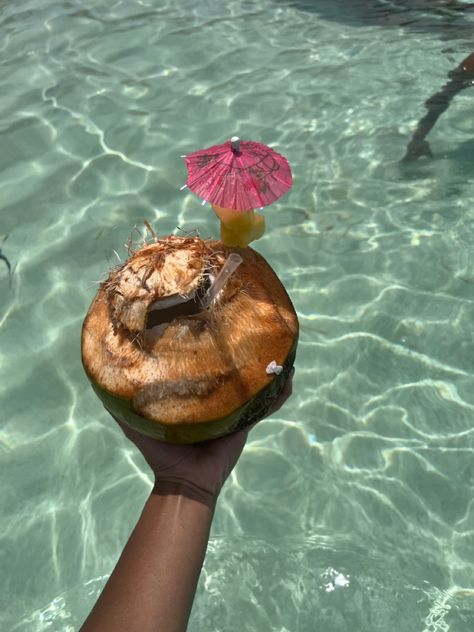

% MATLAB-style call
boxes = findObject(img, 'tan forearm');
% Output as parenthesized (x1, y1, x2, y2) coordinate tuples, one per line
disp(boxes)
(80, 485, 215, 632)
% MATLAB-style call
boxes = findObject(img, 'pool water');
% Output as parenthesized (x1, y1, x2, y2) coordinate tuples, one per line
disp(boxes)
(1, 0, 474, 630)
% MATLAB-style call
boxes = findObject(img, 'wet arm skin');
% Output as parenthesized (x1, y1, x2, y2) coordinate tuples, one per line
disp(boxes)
(80, 372, 293, 632)
(80, 483, 217, 632)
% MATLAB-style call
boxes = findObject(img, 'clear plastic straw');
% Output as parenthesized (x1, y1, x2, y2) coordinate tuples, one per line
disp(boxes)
(202, 253, 243, 308)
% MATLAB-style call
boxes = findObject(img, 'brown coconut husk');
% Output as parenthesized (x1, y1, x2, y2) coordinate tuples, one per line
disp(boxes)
(81, 234, 298, 443)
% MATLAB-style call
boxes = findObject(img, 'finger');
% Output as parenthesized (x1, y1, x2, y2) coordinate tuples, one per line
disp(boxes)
(105, 408, 156, 448)
(264, 368, 294, 417)
(281, 368, 294, 398)
(105, 408, 134, 438)
(202, 427, 250, 478)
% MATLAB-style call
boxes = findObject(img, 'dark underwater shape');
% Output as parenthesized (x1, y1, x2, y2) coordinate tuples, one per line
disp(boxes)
(0, 235, 11, 275)
(402, 52, 474, 162)
(278, 0, 474, 39)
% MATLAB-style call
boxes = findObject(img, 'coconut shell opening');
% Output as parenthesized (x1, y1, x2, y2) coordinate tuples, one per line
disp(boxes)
(81, 235, 298, 443)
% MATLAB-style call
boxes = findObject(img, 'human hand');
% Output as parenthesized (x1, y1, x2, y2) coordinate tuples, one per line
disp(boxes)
(111, 370, 294, 506)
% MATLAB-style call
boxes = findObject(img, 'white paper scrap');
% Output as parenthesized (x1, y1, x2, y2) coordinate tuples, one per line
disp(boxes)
(266, 360, 283, 375)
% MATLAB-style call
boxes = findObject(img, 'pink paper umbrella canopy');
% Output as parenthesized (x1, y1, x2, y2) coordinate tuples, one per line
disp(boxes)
(182, 137, 293, 211)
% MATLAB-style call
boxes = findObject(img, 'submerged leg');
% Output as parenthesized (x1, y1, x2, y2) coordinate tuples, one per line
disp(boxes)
(402, 52, 474, 162)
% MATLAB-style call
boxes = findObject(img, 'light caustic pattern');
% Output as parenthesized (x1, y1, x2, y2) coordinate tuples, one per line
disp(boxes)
(2, 0, 474, 630)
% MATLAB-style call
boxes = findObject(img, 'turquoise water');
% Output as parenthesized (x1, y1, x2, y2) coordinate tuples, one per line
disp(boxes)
(1, 0, 474, 629)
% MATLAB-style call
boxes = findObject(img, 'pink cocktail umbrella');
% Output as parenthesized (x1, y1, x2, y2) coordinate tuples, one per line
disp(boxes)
(182, 137, 292, 211)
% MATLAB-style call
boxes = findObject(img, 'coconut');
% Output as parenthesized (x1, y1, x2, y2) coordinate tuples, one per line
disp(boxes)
(81, 235, 298, 443)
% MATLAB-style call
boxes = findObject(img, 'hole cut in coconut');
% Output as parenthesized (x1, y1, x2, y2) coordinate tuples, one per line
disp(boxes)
(144, 272, 212, 341)
(144, 252, 243, 342)
(146, 291, 205, 329)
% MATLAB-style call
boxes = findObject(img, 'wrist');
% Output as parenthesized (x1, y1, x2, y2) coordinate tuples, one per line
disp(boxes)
(151, 479, 217, 510)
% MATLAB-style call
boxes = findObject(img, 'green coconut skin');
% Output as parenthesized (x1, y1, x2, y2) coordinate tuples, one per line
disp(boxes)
(87, 342, 297, 444)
